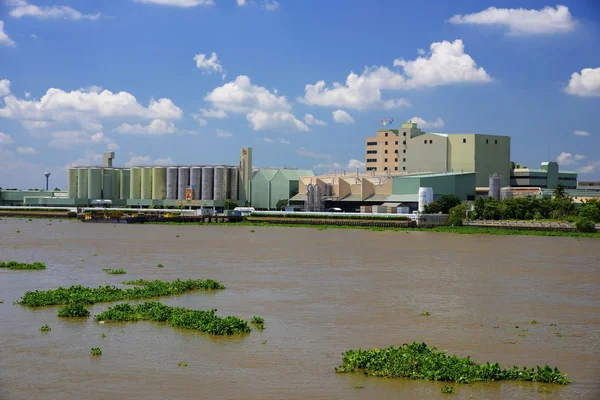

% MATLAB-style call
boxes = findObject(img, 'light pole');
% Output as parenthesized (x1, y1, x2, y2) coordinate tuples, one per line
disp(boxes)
(44, 172, 51, 191)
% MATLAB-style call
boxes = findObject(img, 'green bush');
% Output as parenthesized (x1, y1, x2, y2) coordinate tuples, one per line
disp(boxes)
(447, 203, 468, 226)
(58, 303, 90, 317)
(576, 217, 596, 232)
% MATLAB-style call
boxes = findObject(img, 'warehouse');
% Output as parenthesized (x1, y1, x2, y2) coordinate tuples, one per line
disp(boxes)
(249, 168, 314, 210)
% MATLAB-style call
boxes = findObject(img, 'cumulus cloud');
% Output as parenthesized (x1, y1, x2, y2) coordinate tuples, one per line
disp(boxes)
(134, 0, 214, 7)
(555, 152, 598, 174)
(67, 150, 103, 167)
(237, 0, 246, 5)
(199, 108, 227, 118)
(303, 113, 327, 126)
(557, 152, 587, 166)
(107, 142, 119, 150)
(565, 68, 600, 97)
(301, 40, 490, 110)
(247, 110, 309, 132)
(17, 146, 37, 154)
(191, 114, 207, 126)
(577, 161, 600, 175)
(0, 79, 11, 96)
(48, 131, 110, 148)
(448, 5, 576, 35)
(262, 0, 279, 11)
(574, 154, 586, 161)
(409, 116, 445, 129)
(0, 132, 14, 144)
(263, 137, 290, 144)
(574, 130, 590, 136)
(296, 147, 333, 160)
(193, 52, 225, 78)
(124, 155, 174, 167)
(216, 128, 232, 138)
(332, 110, 354, 124)
(8, 0, 101, 21)
(347, 159, 366, 171)
(0, 21, 16, 47)
(114, 119, 195, 135)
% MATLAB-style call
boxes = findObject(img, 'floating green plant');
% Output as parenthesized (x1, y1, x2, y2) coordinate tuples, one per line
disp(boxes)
(18, 279, 225, 307)
(179, 362, 188, 367)
(421, 311, 430, 316)
(441, 386, 454, 393)
(93, 254, 97, 256)
(94, 302, 251, 335)
(90, 347, 102, 356)
(102, 268, 126, 275)
(16, 230, 20, 233)
(549, 323, 556, 327)
(101, 333, 107, 339)
(251, 316, 264, 324)
(529, 320, 538, 325)
(0, 261, 46, 270)
(176, 235, 180, 237)
(335, 342, 571, 385)
(58, 303, 90, 317)
(40, 324, 51, 332)
(355, 384, 364, 389)
(157, 264, 164, 268)
(250, 230, 255, 233)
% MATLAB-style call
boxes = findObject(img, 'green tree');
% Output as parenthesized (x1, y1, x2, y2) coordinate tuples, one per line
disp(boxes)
(447, 203, 468, 226)
(423, 201, 441, 214)
(436, 194, 461, 214)
(578, 201, 600, 223)
(472, 197, 485, 219)
(224, 199, 238, 210)
(275, 199, 289, 210)
(553, 183, 567, 199)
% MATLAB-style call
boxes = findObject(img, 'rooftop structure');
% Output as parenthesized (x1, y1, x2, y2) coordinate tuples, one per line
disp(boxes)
(510, 161, 576, 190)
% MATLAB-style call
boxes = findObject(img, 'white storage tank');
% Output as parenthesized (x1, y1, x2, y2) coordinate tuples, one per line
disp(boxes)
(190, 167, 202, 200)
(489, 174, 501, 201)
(213, 166, 226, 201)
(77, 168, 88, 199)
(201, 167, 214, 200)
(87, 168, 102, 200)
(418, 187, 433, 212)
(129, 167, 141, 200)
(141, 167, 153, 200)
(178, 167, 190, 200)
(67, 168, 78, 199)
(228, 167, 239, 201)
(167, 167, 178, 200)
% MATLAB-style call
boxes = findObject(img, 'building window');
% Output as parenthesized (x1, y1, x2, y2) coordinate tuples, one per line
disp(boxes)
(384, 167, 388, 171)
(395, 141, 398, 145)
(403, 132, 406, 136)
(367, 159, 377, 163)
(486, 139, 489, 144)
(395, 158, 398, 162)
(403, 149, 406, 153)
(384, 158, 388, 162)
(463, 138, 467, 143)
(394, 149, 398, 154)
(385, 150, 388, 154)
(403, 158, 406, 162)
(495, 140, 498, 144)
(429, 140, 432, 144)
(402, 140, 406, 145)
(367, 150, 377, 154)
(385, 141, 388, 145)
(367, 141, 377, 146)
(403, 167, 406, 171)
(367, 167, 376, 171)
(424, 140, 427, 144)
(385, 132, 388, 137)
(395, 167, 398, 171)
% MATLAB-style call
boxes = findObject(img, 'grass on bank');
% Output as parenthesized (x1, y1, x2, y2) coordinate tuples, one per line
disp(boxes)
(17, 279, 225, 307)
(335, 342, 571, 385)
(95, 302, 251, 335)
(0, 261, 46, 270)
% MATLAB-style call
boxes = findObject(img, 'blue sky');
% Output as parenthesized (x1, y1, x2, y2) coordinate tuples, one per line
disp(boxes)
(1, 0, 599, 189)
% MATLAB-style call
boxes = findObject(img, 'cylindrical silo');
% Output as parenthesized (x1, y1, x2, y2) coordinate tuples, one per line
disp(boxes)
(418, 187, 433, 212)
(152, 167, 167, 200)
(102, 169, 113, 200)
(111, 169, 120, 200)
(228, 167, 239, 201)
(201, 167, 214, 200)
(167, 167, 178, 200)
(190, 167, 202, 200)
(177, 167, 190, 200)
(120, 169, 130, 200)
(488, 174, 501, 201)
(67, 168, 78, 199)
(214, 166, 226, 201)
(500, 187, 512, 200)
(77, 168, 88, 199)
(88, 168, 102, 200)
(130, 167, 141, 200)
(141, 167, 153, 200)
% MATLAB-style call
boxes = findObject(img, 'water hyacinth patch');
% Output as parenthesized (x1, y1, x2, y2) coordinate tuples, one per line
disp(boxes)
(335, 342, 571, 385)
(94, 302, 251, 335)
(0, 261, 46, 270)
(90, 347, 102, 356)
(102, 268, 126, 275)
(17, 279, 225, 307)
(40, 324, 51, 332)
(58, 303, 90, 317)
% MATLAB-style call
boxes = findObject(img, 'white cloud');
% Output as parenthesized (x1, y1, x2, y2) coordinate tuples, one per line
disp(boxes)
(191, 114, 207, 126)
(0, 21, 16, 47)
(296, 147, 333, 160)
(0, 79, 11, 96)
(263, 137, 275, 143)
(124, 155, 174, 168)
(193, 52, 225, 78)
(302, 40, 490, 110)
(17, 146, 37, 154)
(107, 142, 119, 150)
(48, 131, 110, 148)
(347, 159, 366, 171)
(133, 0, 214, 7)
(577, 161, 600, 174)
(22, 120, 49, 130)
(565, 68, 600, 97)
(247, 110, 308, 132)
(0, 132, 14, 144)
(278, 138, 290, 144)
(574, 154, 586, 161)
(313, 162, 342, 172)
(199, 108, 228, 118)
(303, 113, 327, 126)
(448, 5, 576, 35)
(409, 116, 445, 129)
(68, 150, 103, 167)
(557, 152, 575, 165)
(216, 128, 232, 138)
(574, 130, 590, 136)
(263, 137, 290, 144)
(393, 39, 492, 88)
(332, 110, 354, 124)
(237, 0, 246, 5)
(262, 0, 279, 11)
(24, 91, 31, 98)
(30, 33, 36, 39)
(8, 0, 101, 21)
(114, 119, 195, 135)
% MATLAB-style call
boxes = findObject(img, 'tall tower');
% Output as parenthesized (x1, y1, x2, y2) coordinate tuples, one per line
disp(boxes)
(103, 151, 115, 168)
(239, 147, 252, 203)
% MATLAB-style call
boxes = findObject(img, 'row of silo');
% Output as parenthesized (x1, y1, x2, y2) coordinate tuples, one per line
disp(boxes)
(201, 167, 214, 200)
(120, 170, 130, 200)
(190, 167, 202, 200)
(178, 167, 190, 200)
(167, 167, 178, 200)
(141, 167, 152, 200)
(88, 168, 102, 199)
(130, 168, 141, 200)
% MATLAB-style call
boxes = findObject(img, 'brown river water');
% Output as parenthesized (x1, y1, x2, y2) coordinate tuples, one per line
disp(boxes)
(0, 218, 599, 400)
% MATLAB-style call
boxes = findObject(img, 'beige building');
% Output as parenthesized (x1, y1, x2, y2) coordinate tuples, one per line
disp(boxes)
(365, 122, 511, 187)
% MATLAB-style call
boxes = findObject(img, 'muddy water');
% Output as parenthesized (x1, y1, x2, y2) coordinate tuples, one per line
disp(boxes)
(0, 218, 599, 400)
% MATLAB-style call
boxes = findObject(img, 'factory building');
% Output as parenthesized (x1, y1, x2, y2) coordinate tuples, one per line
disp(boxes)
(510, 161, 577, 189)
(365, 122, 511, 187)
(249, 168, 314, 210)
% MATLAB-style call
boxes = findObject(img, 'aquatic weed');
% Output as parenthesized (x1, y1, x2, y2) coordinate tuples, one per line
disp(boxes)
(40, 324, 51, 332)
(251, 316, 264, 324)
(101, 333, 107, 339)
(421, 311, 430, 316)
(102, 268, 126, 275)
(58, 303, 90, 317)
(0, 261, 46, 270)
(179, 362, 188, 367)
(441, 386, 454, 393)
(529, 320, 538, 325)
(90, 347, 102, 356)
(157, 264, 164, 268)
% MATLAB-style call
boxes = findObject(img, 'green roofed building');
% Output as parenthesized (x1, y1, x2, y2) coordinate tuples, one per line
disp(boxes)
(510, 161, 577, 189)
(250, 168, 314, 210)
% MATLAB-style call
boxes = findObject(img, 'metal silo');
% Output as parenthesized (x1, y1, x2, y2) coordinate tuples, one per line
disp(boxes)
(167, 167, 178, 200)
(111, 169, 120, 200)
(152, 167, 167, 200)
(228, 167, 239, 201)
(67, 168, 78, 198)
(213, 166, 227, 201)
(201, 167, 214, 200)
(103, 169, 113, 200)
(130, 167, 141, 200)
(77, 168, 88, 199)
(190, 167, 202, 200)
(120, 169, 130, 200)
(141, 167, 153, 200)
(177, 167, 190, 200)
(88, 168, 102, 200)
(488, 174, 501, 201)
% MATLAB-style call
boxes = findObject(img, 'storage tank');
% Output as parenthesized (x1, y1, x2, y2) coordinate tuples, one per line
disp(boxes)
(152, 167, 167, 200)
(77, 168, 88, 199)
(111, 169, 120, 200)
(120, 170, 130, 200)
(228, 167, 238, 201)
(418, 187, 433, 212)
(213, 166, 226, 201)
(500, 187, 513, 200)
(201, 166, 214, 200)
(87, 168, 102, 200)
(177, 167, 190, 200)
(67, 168, 78, 199)
(129, 167, 141, 200)
(488, 174, 501, 201)
(190, 167, 202, 200)
(102, 169, 113, 200)
(141, 167, 153, 200)
(167, 167, 178, 200)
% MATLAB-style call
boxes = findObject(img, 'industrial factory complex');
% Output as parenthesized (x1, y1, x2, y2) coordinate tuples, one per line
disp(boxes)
(1, 121, 599, 212)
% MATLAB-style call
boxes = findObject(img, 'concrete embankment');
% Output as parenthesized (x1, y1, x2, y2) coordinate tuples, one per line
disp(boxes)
(465, 220, 599, 232)
(0, 210, 77, 218)
(246, 217, 414, 228)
